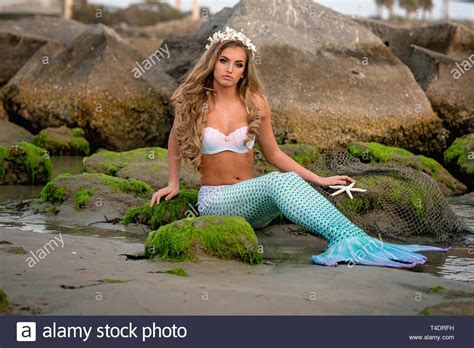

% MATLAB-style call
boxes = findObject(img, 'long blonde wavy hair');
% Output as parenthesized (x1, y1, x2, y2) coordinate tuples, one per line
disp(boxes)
(171, 38, 265, 172)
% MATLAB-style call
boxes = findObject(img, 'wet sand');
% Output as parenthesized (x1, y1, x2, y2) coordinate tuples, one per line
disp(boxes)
(1, 227, 473, 315)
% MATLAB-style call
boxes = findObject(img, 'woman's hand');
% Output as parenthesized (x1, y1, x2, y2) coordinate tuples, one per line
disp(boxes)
(317, 175, 356, 187)
(149, 183, 180, 207)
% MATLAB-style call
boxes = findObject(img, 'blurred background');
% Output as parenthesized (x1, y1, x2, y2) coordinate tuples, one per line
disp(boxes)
(0, 0, 473, 23)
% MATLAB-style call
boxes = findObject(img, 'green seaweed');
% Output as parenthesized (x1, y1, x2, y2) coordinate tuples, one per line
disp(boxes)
(0, 288, 9, 313)
(32, 127, 90, 155)
(84, 147, 168, 176)
(144, 216, 263, 264)
(73, 185, 96, 210)
(166, 267, 188, 277)
(123, 188, 198, 229)
(17, 141, 52, 184)
(0, 145, 8, 181)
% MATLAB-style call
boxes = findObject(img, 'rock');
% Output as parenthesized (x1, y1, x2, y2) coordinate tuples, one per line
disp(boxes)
(408, 45, 474, 136)
(0, 120, 34, 147)
(32, 126, 90, 156)
(253, 143, 319, 176)
(106, 2, 185, 27)
(115, 16, 202, 40)
(144, 215, 263, 264)
(354, 19, 474, 137)
(0, 141, 51, 185)
(34, 172, 152, 224)
(444, 134, 474, 190)
(123, 188, 198, 230)
(0, 32, 49, 87)
(352, 19, 473, 64)
(347, 142, 467, 196)
(0, 15, 89, 44)
(1, 23, 177, 151)
(309, 148, 470, 245)
(161, 0, 446, 154)
(0, 15, 89, 87)
(82, 147, 201, 190)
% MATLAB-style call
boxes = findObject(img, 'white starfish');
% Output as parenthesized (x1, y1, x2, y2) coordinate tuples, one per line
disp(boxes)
(328, 182, 367, 199)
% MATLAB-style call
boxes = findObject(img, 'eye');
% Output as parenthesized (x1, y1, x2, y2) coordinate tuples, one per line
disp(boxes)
(237, 63, 244, 68)
(219, 58, 227, 64)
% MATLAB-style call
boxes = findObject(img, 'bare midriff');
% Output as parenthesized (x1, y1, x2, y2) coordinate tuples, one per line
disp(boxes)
(199, 150, 255, 186)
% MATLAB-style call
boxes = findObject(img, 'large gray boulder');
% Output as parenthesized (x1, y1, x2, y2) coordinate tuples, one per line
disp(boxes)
(0, 15, 89, 87)
(353, 19, 473, 63)
(355, 19, 474, 137)
(408, 45, 473, 136)
(161, 0, 446, 155)
(1, 23, 177, 151)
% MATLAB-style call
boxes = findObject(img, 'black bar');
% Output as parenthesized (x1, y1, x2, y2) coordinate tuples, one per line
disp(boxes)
(1, 315, 472, 347)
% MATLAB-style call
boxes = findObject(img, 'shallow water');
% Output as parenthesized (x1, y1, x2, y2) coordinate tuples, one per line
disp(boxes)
(0, 155, 473, 282)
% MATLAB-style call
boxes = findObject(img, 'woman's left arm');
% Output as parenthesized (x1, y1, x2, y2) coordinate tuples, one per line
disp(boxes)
(255, 95, 356, 187)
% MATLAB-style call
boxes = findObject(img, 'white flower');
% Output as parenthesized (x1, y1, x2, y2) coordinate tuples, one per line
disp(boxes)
(204, 27, 257, 57)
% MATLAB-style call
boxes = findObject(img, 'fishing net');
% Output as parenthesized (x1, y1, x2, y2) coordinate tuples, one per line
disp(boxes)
(307, 147, 471, 245)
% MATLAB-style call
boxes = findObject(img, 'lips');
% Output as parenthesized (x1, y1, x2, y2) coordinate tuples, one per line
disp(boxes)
(222, 75, 232, 80)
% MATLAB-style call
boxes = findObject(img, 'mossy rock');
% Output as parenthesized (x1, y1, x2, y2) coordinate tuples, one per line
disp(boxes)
(0, 141, 51, 184)
(35, 172, 152, 223)
(32, 126, 90, 156)
(443, 133, 474, 190)
(418, 301, 474, 316)
(0, 288, 9, 313)
(279, 143, 320, 167)
(347, 142, 467, 196)
(253, 143, 320, 176)
(123, 188, 198, 229)
(144, 216, 263, 264)
(310, 147, 468, 244)
(83, 146, 201, 189)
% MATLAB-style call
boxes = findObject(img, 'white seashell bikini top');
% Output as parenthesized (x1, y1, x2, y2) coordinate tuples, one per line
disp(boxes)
(201, 105, 255, 155)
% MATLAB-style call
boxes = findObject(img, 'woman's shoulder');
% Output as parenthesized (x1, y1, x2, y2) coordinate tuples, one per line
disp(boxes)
(252, 93, 270, 113)
(253, 93, 268, 109)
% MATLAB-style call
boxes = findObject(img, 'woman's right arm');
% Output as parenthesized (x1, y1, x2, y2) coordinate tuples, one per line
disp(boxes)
(150, 119, 181, 207)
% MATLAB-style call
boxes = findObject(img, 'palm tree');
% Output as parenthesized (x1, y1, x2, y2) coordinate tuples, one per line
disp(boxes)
(443, 0, 449, 21)
(418, 0, 433, 20)
(375, 0, 395, 20)
(399, 0, 418, 19)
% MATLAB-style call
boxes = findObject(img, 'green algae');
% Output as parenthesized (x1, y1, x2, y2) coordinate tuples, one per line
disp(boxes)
(444, 134, 474, 178)
(144, 216, 263, 264)
(84, 147, 168, 176)
(0, 288, 9, 313)
(123, 188, 198, 229)
(280, 144, 320, 167)
(39, 173, 152, 208)
(0, 145, 8, 181)
(348, 142, 460, 192)
(166, 267, 188, 277)
(32, 127, 90, 156)
(336, 173, 428, 221)
(73, 185, 96, 210)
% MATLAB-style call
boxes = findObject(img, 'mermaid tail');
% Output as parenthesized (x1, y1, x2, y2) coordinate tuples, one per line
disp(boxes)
(311, 235, 451, 268)
(197, 171, 451, 268)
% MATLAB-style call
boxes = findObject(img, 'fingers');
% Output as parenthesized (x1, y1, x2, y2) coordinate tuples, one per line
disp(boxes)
(150, 192, 162, 207)
(340, 175, 356, 183)
(150, 189, 178, 207)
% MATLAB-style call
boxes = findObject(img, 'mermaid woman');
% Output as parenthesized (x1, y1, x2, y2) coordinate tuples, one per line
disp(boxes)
(149, 27, 450, 268)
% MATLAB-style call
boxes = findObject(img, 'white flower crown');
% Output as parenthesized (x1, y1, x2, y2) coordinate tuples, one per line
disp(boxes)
(205, 26, 257, 57)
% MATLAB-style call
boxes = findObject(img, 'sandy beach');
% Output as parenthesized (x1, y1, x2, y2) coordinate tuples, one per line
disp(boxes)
(1, 226, 473, 316)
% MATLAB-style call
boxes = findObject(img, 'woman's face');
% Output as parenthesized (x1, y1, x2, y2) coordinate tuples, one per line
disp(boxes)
(213, 46, 247, 87)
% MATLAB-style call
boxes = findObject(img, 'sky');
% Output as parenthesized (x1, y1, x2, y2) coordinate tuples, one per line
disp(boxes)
(88, 0, 474, 20)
